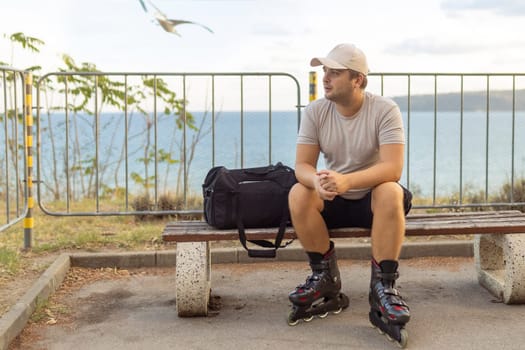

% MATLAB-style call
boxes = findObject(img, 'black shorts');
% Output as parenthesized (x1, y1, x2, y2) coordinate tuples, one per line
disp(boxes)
(321, 184, 412, 229)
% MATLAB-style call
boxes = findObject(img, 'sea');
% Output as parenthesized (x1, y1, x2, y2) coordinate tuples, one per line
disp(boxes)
(35, 109, 525, 200)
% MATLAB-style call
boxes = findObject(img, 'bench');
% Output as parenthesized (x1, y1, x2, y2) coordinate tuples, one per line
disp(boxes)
(162, 210, 525, 316)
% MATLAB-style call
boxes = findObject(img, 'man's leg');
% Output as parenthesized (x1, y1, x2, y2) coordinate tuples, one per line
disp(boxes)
(368, 182, 410, 347)
(286, 182, 349, 325)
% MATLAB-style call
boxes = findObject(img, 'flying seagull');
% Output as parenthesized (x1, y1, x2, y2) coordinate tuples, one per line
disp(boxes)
(138, 0, 214, 36)
(138, 0, 148, 12)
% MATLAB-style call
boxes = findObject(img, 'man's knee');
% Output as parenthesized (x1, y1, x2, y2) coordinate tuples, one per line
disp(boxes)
(371, 182, 404, 214)
(289, 183, 322, 214)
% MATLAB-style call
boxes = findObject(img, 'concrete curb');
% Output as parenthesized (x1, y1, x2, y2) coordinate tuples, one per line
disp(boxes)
(0, 240, 473, 350)
(0, 253, 71, 350)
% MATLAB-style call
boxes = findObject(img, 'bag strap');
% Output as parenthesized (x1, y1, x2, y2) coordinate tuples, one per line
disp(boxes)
(235, 195, 294, 258)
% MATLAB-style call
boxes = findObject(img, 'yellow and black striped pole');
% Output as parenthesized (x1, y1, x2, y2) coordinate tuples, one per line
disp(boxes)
(23, 73, 33, 249)
(309, 71, 317, 102)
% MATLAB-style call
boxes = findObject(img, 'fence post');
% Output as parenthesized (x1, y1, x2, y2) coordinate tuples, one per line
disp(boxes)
(309, 71, 317, 102)
(23, 72, 33, 249)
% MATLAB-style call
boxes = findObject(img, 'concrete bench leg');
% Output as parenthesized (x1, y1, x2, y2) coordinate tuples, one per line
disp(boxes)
(175, 242, 211, 316)
(474, 233, 525, 304)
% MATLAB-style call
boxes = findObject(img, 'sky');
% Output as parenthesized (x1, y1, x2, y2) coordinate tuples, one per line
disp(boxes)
(2, 0, 525, 105)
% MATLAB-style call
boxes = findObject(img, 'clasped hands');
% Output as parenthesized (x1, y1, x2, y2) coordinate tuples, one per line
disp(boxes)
(314, 170, 346, 200)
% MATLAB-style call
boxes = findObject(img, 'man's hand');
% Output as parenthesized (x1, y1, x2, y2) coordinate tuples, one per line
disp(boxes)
(315, 170, 341, 200)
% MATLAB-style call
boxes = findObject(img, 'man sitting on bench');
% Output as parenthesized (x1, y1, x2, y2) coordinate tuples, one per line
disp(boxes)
(286, 43, 412, 347)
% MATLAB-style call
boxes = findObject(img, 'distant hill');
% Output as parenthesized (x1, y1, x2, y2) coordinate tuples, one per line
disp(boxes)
(391, 89, 525, 111)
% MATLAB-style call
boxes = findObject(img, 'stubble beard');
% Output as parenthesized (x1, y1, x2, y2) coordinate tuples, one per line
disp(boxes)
(324, 89, 343, 103)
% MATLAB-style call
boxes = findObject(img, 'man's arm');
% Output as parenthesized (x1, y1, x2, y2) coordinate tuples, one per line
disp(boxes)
(295, 143, 320, 188)
(295, 143, 339, 200)
(318, 143, 404, 194)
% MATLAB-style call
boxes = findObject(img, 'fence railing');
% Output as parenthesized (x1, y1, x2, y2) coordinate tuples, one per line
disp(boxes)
(367, 73, 525, 209)
(1, 70, 523, 227)
(35, 72, 302, 216)
(0, 66, 28, 232)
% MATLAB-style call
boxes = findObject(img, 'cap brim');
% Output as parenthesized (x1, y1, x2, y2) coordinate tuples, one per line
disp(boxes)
(310, 57, 347, 69)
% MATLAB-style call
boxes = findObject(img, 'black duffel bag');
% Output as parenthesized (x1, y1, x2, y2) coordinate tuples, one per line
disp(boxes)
(202, 162, 297, 258)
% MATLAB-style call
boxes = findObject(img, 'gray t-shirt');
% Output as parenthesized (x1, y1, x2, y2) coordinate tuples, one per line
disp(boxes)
(297, 92, 405, 199)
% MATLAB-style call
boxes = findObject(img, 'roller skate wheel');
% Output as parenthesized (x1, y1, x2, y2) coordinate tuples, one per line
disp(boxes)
(286, 310, 299, 326)
(332, 307, 343, 315)
(287, 318, 299, 326)
(303, 315, 314, 322)
(318, 312, 329, 319)
(397, 328, 408, 348)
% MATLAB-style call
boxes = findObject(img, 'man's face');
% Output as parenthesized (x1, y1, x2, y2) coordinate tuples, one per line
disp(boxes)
(322, 67, 357, 102)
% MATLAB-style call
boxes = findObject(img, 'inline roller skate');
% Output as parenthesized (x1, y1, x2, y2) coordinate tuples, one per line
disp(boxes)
(369, 259, 410, 348)
(287, 243, 349, 326)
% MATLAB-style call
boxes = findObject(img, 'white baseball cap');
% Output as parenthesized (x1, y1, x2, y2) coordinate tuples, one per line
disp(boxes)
(310, 43, 369, 76)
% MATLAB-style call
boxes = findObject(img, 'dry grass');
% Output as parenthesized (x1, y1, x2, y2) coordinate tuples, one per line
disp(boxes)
(0, 206, 172, 278)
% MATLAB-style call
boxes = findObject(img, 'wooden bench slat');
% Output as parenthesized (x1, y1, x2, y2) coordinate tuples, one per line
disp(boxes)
(162, 210, 525, 243)
(408, 210, 520, 217)
(403, 210, 523, 221)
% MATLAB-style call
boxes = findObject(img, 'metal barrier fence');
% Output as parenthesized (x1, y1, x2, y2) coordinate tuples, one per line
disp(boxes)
(35, 72, 302, 216)
(0, 66, 28, 233)
(0, 70, 517, 227)
(367, 73, 525, 209)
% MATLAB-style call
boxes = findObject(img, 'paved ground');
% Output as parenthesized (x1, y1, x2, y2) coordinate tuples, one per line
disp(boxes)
(9, 256, 525, 350)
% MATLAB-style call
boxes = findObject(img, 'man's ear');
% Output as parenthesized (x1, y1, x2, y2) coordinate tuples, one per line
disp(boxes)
(354, 73, 364, 88)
